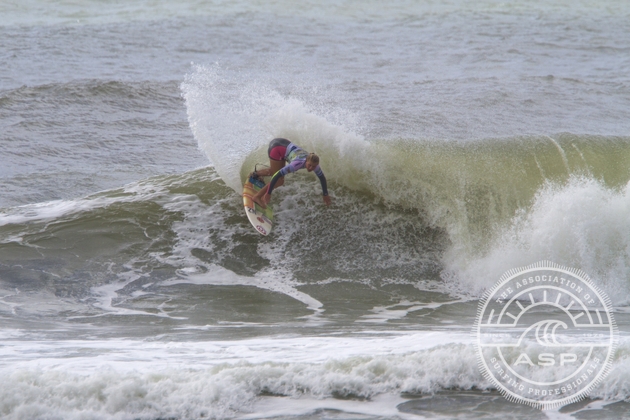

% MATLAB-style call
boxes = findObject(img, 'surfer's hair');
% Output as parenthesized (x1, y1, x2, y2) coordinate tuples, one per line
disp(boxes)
(307, 153, 319, 165)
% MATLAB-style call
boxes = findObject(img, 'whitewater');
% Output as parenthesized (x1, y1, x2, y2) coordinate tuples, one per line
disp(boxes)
(1, 0, 630, 419)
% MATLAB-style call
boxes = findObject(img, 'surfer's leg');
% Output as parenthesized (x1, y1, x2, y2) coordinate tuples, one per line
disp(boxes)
(253, 147, 286, 206)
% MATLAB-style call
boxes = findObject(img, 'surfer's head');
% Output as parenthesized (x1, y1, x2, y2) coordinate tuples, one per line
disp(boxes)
(305, 153, 319, 172)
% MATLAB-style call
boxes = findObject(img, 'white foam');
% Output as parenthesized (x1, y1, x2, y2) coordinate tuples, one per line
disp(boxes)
(161, 267, 324, 313)
(3, 335, 629, 420)
(244, 394, 412, 420)
(358, 299, 468, 324)
(0, 334, 477, 419)
(445, 177, 630, 303)
(0, 331, 472, 370)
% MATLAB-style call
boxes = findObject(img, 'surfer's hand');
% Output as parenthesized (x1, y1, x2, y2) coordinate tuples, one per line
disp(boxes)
(323, 195, 331, 206)
(261, 193, 271, 206)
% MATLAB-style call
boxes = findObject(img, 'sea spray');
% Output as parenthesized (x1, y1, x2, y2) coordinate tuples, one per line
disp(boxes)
(181, 64, 368, 193)
(446, 177, 630, 303)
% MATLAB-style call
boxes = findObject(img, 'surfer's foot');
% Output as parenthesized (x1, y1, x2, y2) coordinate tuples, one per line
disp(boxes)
(253, 196, 267, 209)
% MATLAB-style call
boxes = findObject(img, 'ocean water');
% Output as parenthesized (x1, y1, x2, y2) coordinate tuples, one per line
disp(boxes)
(1, 0, 630, 419)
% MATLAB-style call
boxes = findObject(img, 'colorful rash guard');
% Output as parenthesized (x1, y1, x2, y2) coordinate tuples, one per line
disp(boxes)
(267, 142, 328, 196)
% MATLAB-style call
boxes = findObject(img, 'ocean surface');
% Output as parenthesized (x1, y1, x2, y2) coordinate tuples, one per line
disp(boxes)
(1, 1, 630, 419)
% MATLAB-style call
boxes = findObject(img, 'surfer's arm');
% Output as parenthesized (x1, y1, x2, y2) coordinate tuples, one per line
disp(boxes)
(314, 167, 328, 196)
(313, 167, 331, 206)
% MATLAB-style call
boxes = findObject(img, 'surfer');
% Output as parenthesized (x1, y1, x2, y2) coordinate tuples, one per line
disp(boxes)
(251, 138, 331, 208)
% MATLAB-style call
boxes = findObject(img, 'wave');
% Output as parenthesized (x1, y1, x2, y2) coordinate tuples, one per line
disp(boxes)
(2, 65, 630, 307)
(2, 143, 630, 307)
(2, 339, 630, 419)
(182, 64, 630, 302)
(0, 343, 483, 419)
(0, 79, 179, 105)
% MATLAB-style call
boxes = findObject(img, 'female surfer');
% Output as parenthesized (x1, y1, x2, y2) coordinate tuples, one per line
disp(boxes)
(251, 138, 331, 208)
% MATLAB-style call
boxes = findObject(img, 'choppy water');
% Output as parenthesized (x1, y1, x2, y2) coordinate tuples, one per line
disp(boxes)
(1, 1, 630, 419)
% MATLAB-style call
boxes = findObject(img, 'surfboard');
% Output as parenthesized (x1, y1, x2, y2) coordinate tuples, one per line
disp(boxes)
(242, 173, 274, 236)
